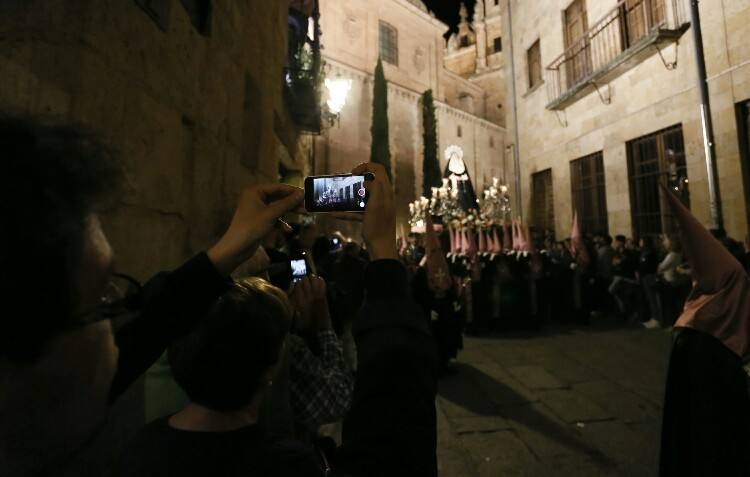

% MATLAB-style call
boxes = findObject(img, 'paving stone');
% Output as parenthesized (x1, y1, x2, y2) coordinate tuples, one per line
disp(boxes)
(437, 322, 672, 476)
(503, 403, 601, 461)
(576, 420, 660, 477)
(507, 365, 569, 390)
(460, 430, 547, 477)
(457, 344, 495, 364)
(438, 368, 500, 418)
(537, 389, 614, 423)
(574, 380, 661, 424)
(533, 353, 604, 384)
(470, 361, 540, 408)
(436, 396, 480, 476)
(452, 416, 513, 434)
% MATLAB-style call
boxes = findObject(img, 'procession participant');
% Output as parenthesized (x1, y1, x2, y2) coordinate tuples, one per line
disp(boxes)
(658, 184, 750, 476)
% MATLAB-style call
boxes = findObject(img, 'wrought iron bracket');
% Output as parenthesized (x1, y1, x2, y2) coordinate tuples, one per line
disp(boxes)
(553, 109, 568, 128)
(653, 42, 679, 70)
(590, 81, 612, 105)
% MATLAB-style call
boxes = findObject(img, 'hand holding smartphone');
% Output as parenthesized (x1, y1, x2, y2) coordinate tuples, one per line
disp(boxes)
(304, 173, 373, 212)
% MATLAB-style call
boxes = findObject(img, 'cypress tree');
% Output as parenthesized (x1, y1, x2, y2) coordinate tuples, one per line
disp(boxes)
(422, 89, 440, 197)
(370, 58, 392, 181)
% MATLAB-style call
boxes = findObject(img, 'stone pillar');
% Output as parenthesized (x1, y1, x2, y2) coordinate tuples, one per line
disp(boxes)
(474, 20, 488, 69)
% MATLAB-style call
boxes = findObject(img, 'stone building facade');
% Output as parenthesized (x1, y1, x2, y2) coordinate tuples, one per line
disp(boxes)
(316, 0, 508, 226)
(506, 0, 750, 240)
(0, 1, 304, 473)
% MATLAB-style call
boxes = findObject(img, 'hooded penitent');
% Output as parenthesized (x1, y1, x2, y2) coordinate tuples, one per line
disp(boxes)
(422, 214, 452, 292)
(454, 226, 463, 255)
(462, 228, 472, 257)
(478, 228, 487, 254)
(448, 226, 456, 255)
(491, 227, 502, 254)
(466, 228, 477, 261)
(570, 211, 590, 268)
(660, 184, 750, 358)
(503, 222, 513, 252)
(399, 223, 408, 256)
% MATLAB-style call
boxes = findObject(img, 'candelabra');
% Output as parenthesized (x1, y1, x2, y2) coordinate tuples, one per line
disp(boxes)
(479, 177, 512, 225)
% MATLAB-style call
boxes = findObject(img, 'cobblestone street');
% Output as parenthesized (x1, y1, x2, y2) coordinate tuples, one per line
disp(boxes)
(436, 320, 673, 476)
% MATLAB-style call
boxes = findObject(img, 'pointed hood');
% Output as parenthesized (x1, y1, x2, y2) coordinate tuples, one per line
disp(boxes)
(466, 228, 478, 261)
(399, 223, 408, 255)
(503, 222, 512, 251)
(570, 211, 590, 268)
(461, 228, 472, 256)
(570, 211, 581, 255)
(478, 228, 487, 254)
(448, 226, 456, 255)
(660, 183, 750, 358)
(519, 223, 535, 254)
(491, 227, 502, 254)
(422, 214, 452, 292)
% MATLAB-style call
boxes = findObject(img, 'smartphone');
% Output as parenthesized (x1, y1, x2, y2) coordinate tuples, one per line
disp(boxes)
(305, 173, 371, 212)
(290, 258, 308, 283)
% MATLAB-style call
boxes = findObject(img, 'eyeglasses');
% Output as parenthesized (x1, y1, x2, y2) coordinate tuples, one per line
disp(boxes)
(64, 273, 143, 333)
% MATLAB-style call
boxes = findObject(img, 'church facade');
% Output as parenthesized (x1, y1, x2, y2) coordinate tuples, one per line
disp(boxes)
(314, 0, 509, 226)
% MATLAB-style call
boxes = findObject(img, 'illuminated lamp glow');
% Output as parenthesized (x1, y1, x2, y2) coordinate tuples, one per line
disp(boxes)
(325, 78, 352, 114)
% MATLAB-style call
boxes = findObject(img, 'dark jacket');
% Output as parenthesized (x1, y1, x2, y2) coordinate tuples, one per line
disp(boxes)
(337, 260, 438, 477)
(109, 252, 229, 400)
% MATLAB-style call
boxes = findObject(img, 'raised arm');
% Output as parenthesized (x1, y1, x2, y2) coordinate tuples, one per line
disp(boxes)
(110, 184, 303, 400)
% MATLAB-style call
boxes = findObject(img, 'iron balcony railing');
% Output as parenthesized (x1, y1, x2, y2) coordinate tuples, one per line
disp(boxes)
(545, 0, 688, 110)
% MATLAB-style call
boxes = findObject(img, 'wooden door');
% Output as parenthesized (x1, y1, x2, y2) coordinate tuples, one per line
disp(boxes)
(533, 169, 555, 236)
(564, 0, 591, 87)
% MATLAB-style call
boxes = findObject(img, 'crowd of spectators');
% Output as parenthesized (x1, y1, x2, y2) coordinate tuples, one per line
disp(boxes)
(0, 116, 438, 477)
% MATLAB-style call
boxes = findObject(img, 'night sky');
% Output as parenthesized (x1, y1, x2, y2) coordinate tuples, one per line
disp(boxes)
(423, 0, 475, 34)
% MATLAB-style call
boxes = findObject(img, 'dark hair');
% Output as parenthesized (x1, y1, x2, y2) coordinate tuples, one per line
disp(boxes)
(0, 115, 123, 362)
(168, 278, 292, 412)
(602, 235, 613, 245)
(615, 235, 626, 243)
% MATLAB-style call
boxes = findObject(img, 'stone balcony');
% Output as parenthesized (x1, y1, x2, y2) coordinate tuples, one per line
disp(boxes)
(545, 0, 690, 111)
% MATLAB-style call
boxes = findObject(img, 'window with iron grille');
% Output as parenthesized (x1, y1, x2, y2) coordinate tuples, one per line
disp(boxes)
(532, 169, 555, 236)
(627, 124, 690, 239)
(570, 152, 608, 235)
(379, 21, 398, 66)
(527, 39, 542, 89)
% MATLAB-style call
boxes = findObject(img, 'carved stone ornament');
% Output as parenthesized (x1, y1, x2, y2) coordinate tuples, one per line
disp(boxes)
(343, 10, 361, 40)
(413, 47, 427, 74)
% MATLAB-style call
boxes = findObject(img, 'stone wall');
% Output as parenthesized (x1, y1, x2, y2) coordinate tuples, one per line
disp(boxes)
(0, 0, 301, 278)
(507, 0, 750, 240)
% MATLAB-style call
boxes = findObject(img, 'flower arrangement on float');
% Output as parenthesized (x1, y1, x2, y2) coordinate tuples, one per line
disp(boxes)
(408, 176, 512, 259)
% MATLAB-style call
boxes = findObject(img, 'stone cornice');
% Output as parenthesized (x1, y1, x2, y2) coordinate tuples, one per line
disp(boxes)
(322, 56, 506, 133)
(442, 68, 485, 93)
(393, 0, 448, 31)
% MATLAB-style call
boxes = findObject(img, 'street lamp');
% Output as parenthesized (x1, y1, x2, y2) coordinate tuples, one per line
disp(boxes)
(324, 76, 352, 125)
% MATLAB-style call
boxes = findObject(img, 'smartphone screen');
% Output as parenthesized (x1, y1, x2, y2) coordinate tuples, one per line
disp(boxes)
(290, 259, 307, 283)
(305, 174, 369, 212)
